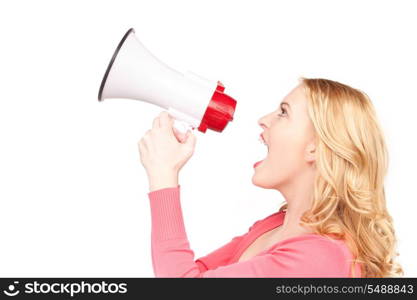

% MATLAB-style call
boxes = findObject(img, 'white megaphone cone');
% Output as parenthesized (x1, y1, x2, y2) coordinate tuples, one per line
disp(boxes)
(98, 28, 237, 134)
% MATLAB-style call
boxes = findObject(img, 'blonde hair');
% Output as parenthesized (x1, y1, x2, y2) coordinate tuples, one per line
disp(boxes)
(278, 78, 403, 277)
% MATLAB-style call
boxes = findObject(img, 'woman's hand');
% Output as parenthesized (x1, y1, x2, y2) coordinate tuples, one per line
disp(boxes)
(138, 111, 197, 192)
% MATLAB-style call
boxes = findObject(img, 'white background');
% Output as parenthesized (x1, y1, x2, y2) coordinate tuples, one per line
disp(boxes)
(0, 0, 416, 277)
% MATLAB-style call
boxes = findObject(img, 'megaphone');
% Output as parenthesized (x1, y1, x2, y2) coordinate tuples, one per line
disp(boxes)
(98, 28, 237, 134)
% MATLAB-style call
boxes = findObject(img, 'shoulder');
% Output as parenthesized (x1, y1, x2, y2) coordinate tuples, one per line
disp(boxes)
(268, 234, 356, 277)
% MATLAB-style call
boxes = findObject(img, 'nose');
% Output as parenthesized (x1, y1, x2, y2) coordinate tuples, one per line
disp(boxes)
(257, 114, 269, 130)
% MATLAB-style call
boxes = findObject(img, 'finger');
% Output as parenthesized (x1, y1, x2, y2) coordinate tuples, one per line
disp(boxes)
(184, 129, 197, 148)
(152, 115, 160, 129)
(141, 130, 150, 145)
(138, 138, 147, 152)
(138, 140, 148, 166)
(144, 129, 152, 138)
(143, 129, 156, 151)
(159, 111, 173, 129)
(173, 127, 187, 143)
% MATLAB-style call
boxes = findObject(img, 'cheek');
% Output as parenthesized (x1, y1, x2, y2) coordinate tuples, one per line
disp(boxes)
(272, 135, 302, 158)
(268, 139, 303, 176)
(252, 132, 306, 188)
(269, 127, 305, 163)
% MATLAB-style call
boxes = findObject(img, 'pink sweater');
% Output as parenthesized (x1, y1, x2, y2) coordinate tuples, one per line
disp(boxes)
(148, 185, 362, 277)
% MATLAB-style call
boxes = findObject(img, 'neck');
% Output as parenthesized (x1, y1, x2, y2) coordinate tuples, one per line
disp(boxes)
(276, 169, 315, 237)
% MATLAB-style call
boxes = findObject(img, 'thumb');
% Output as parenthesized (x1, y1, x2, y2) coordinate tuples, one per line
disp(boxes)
(183, 130, 196, 149)
(173, 126, 187, 143)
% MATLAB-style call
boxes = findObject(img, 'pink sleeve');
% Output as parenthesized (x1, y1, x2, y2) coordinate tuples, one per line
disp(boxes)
(148, 185, 353, 277)
(194, 235, 243, 272)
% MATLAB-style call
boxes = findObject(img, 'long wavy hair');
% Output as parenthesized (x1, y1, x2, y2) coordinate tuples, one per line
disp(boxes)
(278, 78, 403, 277)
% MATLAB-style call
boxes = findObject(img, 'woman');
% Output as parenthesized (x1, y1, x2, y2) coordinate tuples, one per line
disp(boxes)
(138, 78, 403, 277)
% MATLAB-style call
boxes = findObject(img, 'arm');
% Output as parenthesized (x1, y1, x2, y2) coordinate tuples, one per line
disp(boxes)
(194, 235, 245, 272)
(148, 186, 351, 277)
(149, 185, 249, 275)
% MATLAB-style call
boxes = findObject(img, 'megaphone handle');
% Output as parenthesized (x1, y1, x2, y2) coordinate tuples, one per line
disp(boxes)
(173, 118, 194, 135)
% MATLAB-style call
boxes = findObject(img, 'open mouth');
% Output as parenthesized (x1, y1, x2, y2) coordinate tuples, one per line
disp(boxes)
(260, 133, 268, 148)
(254, 133, 268, 168)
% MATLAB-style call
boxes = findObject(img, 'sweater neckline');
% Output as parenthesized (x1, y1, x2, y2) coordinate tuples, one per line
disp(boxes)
(230, 210, 324, 264)
(230, 211, 286, 264)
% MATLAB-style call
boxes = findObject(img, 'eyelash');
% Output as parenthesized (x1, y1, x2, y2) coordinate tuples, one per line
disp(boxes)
(277, 107, 287, 117)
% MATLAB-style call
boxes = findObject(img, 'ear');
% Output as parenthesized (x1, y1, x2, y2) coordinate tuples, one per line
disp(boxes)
(304, 141, 316, 163)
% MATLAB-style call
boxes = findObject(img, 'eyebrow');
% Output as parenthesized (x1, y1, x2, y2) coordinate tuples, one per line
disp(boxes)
(280, 102, 291, 111)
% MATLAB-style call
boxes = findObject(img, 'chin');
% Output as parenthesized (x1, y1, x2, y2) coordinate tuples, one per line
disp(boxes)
(252, 169, 287, 190)
(252, 173, 274, 189)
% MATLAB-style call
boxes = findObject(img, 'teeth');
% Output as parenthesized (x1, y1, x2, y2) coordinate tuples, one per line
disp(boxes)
(259, 136, 267, 146)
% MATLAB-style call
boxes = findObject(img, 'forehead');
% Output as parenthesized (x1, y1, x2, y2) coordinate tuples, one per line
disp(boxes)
(281, 84, 308, 110)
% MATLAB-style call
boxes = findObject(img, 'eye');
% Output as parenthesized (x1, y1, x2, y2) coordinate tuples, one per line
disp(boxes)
(277, 107, 287, 117)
